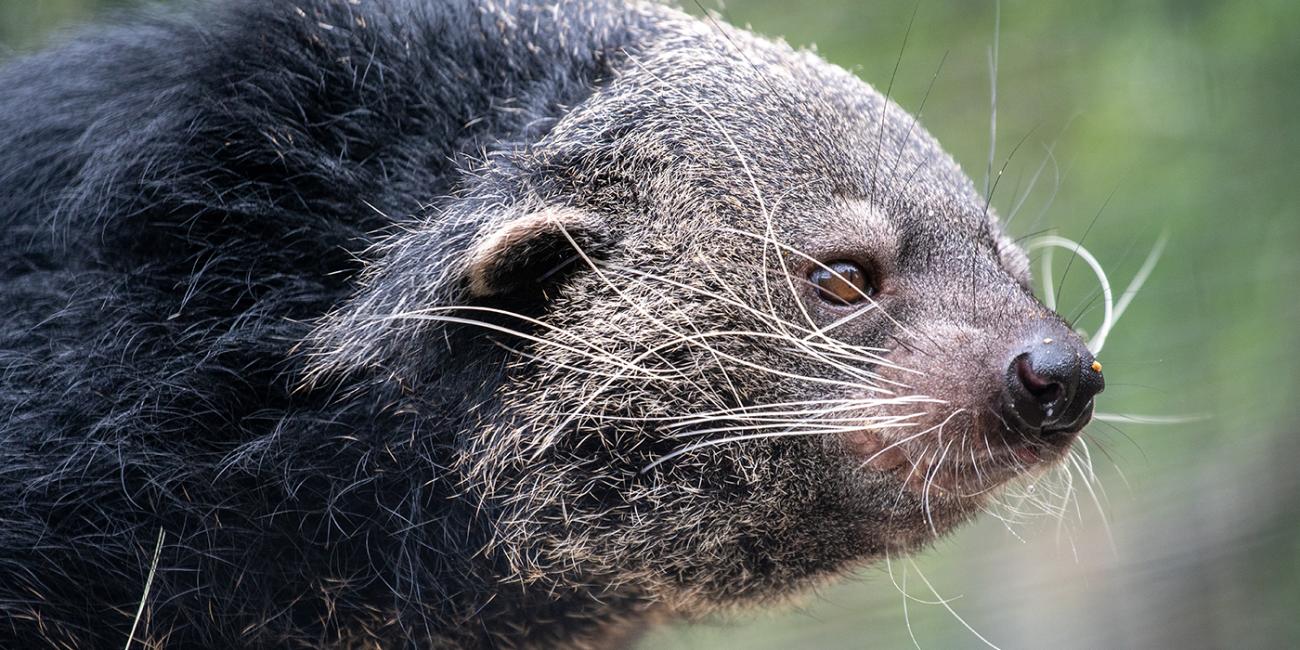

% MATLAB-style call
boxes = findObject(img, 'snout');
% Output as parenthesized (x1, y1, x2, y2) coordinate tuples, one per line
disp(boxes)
(850, 318, 1108, 500)
(1002, 324, 1104, 438)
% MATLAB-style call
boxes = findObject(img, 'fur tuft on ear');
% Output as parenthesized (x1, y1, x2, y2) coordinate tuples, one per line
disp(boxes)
(464, 206, 606, 297)
(302, 204, 610, 383)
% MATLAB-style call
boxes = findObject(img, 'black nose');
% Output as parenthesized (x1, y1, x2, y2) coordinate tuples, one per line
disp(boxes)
(1003, 327, 1105, 436)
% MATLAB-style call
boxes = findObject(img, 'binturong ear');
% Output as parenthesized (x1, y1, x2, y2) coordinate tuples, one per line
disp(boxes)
(464, 206, 610, 298)
(301, 204, 612, 384)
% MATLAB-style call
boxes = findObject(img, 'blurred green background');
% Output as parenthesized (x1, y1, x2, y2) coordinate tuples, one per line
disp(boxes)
(3, 1, 1297, 648)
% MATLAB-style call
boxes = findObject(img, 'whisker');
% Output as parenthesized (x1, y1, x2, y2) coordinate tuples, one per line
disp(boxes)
(670, 416, 920, 440)
(561, 397, 909, 424)
(668, 401, 935, 431)
(374, 310, 671, 379)
(1027, 235, 1113, 354)
(1066, 451, 1115, 554)
(884, 50, 950, 196)
(1005, 136, 1061, 228)
(490, 341, 686, 382)
(1088, 231, 1169, 353)
(642, 420, 917, 473)
(923, 439, 954, 536)
(1093, 412, 1207, 425)
(983, 0, 1000, 200)
(858, 408, 965, 472)
(870, 1, 921, 205)
(908, 558, 1004, 650)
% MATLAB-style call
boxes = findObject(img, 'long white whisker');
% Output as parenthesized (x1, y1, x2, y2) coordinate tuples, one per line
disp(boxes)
(1028, 235, 1113, 354)
(1093, 412, 1208, 425)
(562, 397, 909, 424)
(858, 416, 954, 471)
(1091, 230, 1168, 352)
(1067, 451, 1115, 554)
(1039, 245, 1057, 311)
(908, 559, 1004, 650)
(900, 560, 922, 650)
(924, 439, 954, 536)
(885, 553, 962, 606)
(671, 400, 939, 428)
(491, 341, 686, 381)
(376, 311, 671, 379)
(670, 417, 920, 440)
(647, 329, 899, 392)
(1054, 456, 1077, 546)
(641, 421, 916, 473)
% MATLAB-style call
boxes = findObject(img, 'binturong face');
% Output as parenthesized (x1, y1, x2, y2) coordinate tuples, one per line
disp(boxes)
(310, 10, 1104, 617)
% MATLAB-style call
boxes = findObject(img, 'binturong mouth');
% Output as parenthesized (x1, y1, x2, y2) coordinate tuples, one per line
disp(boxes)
(847, 320, 1105, 506)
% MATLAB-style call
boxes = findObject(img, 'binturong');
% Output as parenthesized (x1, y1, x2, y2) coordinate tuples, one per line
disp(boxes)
(0, 0, 1106, 648)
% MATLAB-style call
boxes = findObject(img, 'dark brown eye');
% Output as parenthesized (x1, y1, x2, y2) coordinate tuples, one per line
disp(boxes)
(809, 260, 874, 306)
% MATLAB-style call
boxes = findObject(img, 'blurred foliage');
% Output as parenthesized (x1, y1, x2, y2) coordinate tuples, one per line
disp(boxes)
(3, 1, 1298, 648)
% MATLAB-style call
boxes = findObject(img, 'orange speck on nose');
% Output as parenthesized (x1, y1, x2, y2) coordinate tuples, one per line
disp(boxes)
(1091, 361, 1103, 373)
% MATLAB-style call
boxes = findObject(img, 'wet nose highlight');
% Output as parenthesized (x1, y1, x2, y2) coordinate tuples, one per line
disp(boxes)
(1004, 331, 1105, 436)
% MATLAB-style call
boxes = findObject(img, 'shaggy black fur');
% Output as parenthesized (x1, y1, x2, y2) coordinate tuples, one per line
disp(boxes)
(1, 1, 658, 647)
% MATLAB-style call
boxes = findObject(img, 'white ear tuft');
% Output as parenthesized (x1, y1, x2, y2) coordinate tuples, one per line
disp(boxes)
(465, 206, 598, 297)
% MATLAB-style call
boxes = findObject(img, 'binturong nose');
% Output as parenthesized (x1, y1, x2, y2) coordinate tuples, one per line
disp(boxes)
(1003, 325, 1105, 437)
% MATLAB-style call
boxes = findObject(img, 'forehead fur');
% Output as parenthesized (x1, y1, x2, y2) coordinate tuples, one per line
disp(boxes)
(522, 5, 1005, 260)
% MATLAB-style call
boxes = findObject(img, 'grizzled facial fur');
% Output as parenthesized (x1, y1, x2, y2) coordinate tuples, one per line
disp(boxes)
(0, 0, 1103, 647)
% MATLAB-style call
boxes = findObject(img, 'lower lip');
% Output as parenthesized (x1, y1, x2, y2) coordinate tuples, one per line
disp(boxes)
(1015, 446, 1040, 464)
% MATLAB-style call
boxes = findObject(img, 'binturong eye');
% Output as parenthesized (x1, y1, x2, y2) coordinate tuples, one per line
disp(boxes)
(809, 260, 875, 306)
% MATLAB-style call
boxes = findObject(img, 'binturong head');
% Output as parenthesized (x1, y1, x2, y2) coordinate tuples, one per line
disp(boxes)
(308, 4, 1106, 620)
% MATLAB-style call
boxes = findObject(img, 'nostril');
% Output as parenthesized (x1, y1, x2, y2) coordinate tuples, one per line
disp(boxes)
(1014, 354, 1063, 405)
(1003, 328, 1105, 438)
